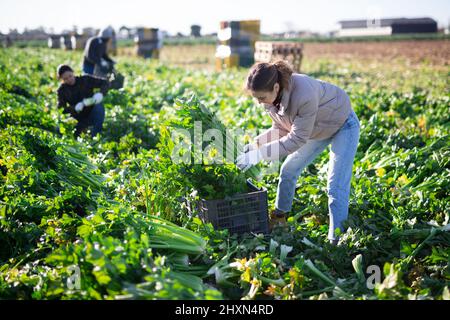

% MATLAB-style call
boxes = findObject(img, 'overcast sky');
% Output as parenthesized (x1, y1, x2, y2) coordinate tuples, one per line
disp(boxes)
(0, 0, 449, 34)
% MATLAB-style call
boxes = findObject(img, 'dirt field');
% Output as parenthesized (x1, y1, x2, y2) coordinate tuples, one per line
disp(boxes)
(117, 40, 450, 73)
(303, 40, 450, 66)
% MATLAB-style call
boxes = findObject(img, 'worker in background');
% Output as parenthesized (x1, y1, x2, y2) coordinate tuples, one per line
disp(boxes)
(56, 64, 109, 138)
(82, 26, 115, 78)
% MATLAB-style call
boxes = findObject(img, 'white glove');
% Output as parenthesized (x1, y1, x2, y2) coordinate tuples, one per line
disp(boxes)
(83, 97, 95, 106)
(92, 93, 103, 104)
(100, 59, 109, 68)
(236, 149, 263, 172)
(75, 102, 84, 113)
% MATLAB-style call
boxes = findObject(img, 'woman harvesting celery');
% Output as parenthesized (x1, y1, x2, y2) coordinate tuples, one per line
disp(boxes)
(236, 61, 360, 244)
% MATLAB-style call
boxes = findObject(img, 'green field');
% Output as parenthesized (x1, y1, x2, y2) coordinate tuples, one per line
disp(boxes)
(0, 47, 449, 300)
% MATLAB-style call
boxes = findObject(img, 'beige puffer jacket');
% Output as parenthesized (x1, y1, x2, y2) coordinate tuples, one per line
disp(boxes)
(255, 73, 353, 161)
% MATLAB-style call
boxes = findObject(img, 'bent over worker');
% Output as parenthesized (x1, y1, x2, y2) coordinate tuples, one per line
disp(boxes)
(236, 61, 360, 245)
(82, 26, 115, 77)
(56, 64, 109, 138)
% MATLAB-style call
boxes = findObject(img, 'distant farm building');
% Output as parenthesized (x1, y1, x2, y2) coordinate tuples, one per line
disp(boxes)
(191, 25, 202, 37)
(337, 17, 438, 37)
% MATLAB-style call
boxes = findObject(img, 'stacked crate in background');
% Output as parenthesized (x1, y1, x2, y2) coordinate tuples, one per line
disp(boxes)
(216, 20, 260, 71)
(135, 28, 162, 59)
(48, 35, 61, 49)
(70, 34, 90, 51)
(254, 41, 304, 73)
(60, 34, 73, 50)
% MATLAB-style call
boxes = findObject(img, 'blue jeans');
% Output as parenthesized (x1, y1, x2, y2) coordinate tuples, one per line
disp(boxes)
(275, 110, 360, 241)
(75, 103, 105, 138)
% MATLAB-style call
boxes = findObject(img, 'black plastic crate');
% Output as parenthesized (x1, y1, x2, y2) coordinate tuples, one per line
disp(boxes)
(197, 179, 269, 235)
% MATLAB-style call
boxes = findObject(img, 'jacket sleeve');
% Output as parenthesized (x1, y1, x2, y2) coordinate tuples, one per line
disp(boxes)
(86, 39, 102, 65)
(255, 121, 286, 147)
(86, 76, 109, 95)
(57, 87, 75, 114)
(102, 52, 114, 63)
(57, 87, 67, 109)
(259, 90, 319, 161)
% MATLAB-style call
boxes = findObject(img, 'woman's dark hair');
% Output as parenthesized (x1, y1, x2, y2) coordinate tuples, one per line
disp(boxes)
(57, 64, 73, 78)
(246, 60, 293, 92)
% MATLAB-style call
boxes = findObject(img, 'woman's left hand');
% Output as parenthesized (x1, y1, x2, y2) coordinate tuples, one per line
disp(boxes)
(236, 149, 263, 171)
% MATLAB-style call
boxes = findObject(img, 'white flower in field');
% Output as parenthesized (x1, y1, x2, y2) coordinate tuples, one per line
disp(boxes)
(155, 282, 163, 290)
(406, 218, 417, 227)
(229, 257, 248, 271)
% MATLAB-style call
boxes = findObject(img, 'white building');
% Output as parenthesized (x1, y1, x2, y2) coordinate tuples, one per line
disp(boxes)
(337, 17, 438, 37)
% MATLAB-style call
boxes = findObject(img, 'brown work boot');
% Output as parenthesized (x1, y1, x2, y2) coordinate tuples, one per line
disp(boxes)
(269, 209, 287, 231)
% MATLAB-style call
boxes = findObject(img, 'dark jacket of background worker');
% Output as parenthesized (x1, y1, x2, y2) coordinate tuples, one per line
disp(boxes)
(82, 27, 115, 77)
(57, 64, 109, 137)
